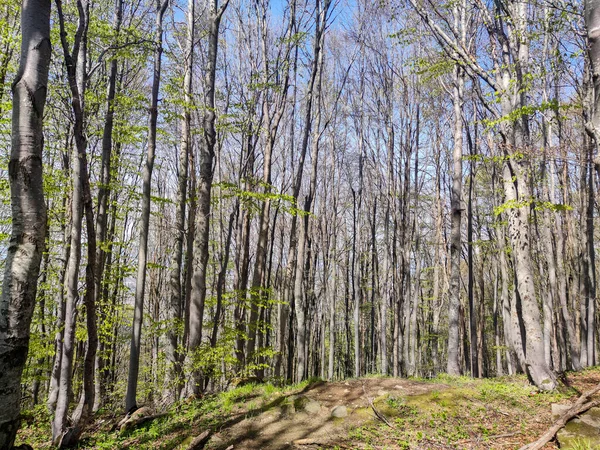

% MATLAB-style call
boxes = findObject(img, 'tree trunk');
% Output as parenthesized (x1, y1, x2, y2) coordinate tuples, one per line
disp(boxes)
(52, 1, 100, 444)
(447, 57, 464, 376)
(94, 0, 123, 412)
(126, 0, 169, 413)
(187, 0, 228, 395)
(165, 0, 193, 405)
(0, 1, 50, 446)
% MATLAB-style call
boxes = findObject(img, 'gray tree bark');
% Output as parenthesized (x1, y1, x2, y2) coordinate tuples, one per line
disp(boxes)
(52, 0, 99, 445)
(0, 0, 50, 447)
(126, 0, 169, 413)
(584, 0, 599, 367)
(165, 0, 194, 404)
(187, 0, 229, 396)
(94, 0, 123, 413)
(447, 0, 465, 376)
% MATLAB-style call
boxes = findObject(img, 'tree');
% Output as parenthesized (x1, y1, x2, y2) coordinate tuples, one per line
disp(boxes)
(187, 0, 229, 396)
(52, 0, 100, 444)
(0, 1, 51, 447)
(126, 0, 170, 414)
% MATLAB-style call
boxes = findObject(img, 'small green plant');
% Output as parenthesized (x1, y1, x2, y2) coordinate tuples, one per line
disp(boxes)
(568, 439, 600, 450)
(386, 395, 404, 409)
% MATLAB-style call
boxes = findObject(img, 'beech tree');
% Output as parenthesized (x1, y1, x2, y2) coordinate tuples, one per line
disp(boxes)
(1, 0, 599, 444)
(0, 1, 51, 447)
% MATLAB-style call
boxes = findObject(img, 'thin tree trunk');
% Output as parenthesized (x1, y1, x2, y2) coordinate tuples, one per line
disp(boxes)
(165, 0, 193, 405)
(126, 0, 169, 413)
(187, 0, 229, 396)
(447, 36, 464, 376)
(53, 1, 100, 444)
(93, 0, 123, 412)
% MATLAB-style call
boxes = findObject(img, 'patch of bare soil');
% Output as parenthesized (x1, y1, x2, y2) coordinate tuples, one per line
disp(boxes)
(205, 378, 451, 450)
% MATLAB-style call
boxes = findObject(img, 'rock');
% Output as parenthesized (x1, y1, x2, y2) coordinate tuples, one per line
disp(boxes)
(331, 405, 348, 418)
(293, 395, 309, 410)
(579, 407, 600, 428)
(129, 406, 152, 420)
(279, 402, 295, 417)
(293, 395, 321, 414)
(118, 406, 155, 432)
(555, 406, 600, 449)
(305, 400, 321, 414)
(119, 410, 168, 433)
(551, 403, 571, 418)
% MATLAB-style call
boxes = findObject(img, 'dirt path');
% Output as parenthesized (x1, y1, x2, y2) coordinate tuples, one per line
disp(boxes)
(205, 378, 450, 450)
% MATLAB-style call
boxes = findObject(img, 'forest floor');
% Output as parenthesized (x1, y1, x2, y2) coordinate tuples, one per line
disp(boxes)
(16, 367, 600, 450)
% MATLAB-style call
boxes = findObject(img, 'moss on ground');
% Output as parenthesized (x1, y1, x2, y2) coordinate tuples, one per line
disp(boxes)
(15, 368, 600, 450)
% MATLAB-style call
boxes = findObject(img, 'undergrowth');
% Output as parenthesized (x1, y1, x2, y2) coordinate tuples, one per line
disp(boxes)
(15, 369, 600, 450)
(16, 377, 323, 449)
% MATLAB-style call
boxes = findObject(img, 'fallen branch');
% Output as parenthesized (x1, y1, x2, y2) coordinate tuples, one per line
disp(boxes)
(519, 382, 600, 450)
(293, 438, 323, 446)
(362, 384, 394, 428)
(187, 430, 211, 450)
(117, 407, 168, 433)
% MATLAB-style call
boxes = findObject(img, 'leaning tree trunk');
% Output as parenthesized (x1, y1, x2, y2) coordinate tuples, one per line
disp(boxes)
(0, 0, 50, 447)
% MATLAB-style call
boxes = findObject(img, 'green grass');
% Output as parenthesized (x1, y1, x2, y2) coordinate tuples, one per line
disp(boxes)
(346, 372, 582, 450)
(16, 377, 327, 450)
(16, 369, 600, 450)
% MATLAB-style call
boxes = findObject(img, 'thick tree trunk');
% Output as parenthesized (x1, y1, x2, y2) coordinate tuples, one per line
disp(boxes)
(495, 0, 557, 391)
(0, 1, 50, 446)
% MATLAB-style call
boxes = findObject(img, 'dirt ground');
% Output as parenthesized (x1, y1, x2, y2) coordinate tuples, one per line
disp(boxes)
(202, 371, 600, 450)
(205, 378, 452, 450)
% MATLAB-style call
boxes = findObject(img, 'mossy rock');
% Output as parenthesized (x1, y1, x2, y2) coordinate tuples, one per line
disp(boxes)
(292, 395, 321, 414)
(293, 395, 310, 410)
(557, 408, 600, 450)
(373, 395, 403, 418)
(351, 407, 373, 419)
